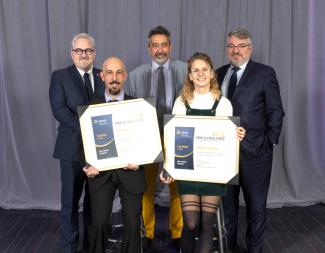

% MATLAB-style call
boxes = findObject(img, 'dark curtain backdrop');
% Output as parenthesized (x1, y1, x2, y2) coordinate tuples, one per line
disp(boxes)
(0, 0, 324, 210)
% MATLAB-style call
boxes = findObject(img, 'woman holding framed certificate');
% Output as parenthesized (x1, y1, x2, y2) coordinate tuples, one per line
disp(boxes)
(161, 52, 245, 253)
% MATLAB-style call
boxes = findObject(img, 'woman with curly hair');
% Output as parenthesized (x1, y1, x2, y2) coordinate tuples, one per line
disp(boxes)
(161, 52, 245, 253)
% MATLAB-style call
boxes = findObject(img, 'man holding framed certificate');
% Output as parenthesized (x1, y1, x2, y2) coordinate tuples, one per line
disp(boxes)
(83, 57, 146, 253)
(161, 52, 246, 253)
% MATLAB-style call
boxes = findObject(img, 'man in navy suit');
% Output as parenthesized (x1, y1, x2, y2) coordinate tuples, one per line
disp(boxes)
(83, 57, 146, 253)
(216, 29, 284, 253)
(49, 33, 105, 253)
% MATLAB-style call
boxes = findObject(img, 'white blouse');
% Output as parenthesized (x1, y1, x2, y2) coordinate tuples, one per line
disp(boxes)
(172, 92, 233, 116)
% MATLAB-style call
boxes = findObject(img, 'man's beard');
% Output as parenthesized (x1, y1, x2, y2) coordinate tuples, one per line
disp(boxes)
(108, 88, 121, 96)
(108, 80, 121, 95)
(154, 53, 168, 64)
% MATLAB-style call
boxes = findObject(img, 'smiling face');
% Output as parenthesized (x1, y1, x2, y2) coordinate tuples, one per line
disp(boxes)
(148, 34, 172, 65)
(226, 35, 252, 67)
(100, 57, 127, 96)
(71, 37, 96, 72)
(189, 59, 214, 92)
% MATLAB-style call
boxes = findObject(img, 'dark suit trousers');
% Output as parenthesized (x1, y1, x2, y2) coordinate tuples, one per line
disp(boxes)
(60, 160, 90, 253)
(223, 152, 272, 253)
(88, 171, 143, 253)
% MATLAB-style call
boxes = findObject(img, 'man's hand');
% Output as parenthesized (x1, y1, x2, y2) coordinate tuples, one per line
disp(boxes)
(160, 170, 174, 184)
(124, 163, 139, 171)
(83, 165, 100, 178)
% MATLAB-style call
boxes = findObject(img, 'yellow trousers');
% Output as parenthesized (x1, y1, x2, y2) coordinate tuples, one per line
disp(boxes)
(142, 163, 183, 239)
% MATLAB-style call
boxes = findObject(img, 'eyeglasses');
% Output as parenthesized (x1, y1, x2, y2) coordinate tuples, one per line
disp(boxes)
(226, 44, 250, 49)
(191, 67, 211, 75)
(72, 48, 95, 55)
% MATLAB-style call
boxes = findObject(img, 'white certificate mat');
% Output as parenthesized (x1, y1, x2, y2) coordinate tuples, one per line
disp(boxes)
(164, 115, 239, 184)
(78, 98, 163, 171)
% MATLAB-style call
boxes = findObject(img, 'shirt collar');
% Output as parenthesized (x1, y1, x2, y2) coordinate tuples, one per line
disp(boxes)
(151, 59, 170, 71)
(230, 60, 249, 71)
(76, 66, 94, 77)
(105, 89, 124, 102)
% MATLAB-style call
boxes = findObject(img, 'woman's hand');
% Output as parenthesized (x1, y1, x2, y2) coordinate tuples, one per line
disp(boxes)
(160, 170, 174, 184)
(83, 165, 100, 178)
(124, 163, 139, 171)
(236, 127, 246, 141)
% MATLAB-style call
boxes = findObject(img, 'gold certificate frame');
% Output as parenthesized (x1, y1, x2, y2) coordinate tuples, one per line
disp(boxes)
(164, 115, 240, 184)
(78, 98, 163, 171)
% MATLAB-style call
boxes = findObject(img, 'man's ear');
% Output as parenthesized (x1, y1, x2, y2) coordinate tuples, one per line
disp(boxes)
(100, 71, 104, 81)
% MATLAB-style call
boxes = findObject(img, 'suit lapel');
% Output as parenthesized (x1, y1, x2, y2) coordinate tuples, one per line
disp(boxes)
(124, 94, 133, 100)
(231, 60, 254, 100)
(170, 63, 177, 103)
(237, 60, 253, 87)
(144, 67, 152, 97)
(93, 68, 104, 97)
(70, 65, 89, 101)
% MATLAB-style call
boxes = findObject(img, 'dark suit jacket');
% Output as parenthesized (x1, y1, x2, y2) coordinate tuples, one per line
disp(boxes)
(88, 94, 146, 195)
(49, 64, 105, 161)
(216, 60, 284, 160)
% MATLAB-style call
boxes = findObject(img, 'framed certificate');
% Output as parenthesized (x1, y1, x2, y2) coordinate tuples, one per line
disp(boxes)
(78, 98, 163, 171)
(164, 115, 240, 184)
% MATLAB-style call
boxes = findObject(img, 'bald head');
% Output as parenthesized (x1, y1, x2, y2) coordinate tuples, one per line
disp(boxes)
(102, 57, 126, 71)
(100, 57, 128, 97)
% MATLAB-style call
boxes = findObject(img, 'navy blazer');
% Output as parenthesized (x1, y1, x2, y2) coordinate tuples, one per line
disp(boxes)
(49, 64, 105, 161)
(88, 94, 146, 195)
(216, 60, 284, 160)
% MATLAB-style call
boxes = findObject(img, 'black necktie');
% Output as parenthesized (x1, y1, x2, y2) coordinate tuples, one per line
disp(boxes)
(227, 66, 240, 100)
(156, 66, 166, 129)
(83, 72, 94, 100)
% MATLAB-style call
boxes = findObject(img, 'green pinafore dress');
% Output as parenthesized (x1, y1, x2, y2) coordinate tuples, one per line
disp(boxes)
(177, 98, 227, 196)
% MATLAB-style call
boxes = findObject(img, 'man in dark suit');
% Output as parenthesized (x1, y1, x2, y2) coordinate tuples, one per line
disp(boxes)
(216, 29, 284, 253)
(49, 33, 105, 253)
(83, 57, 146, 253)
(125, 26, 187, 249)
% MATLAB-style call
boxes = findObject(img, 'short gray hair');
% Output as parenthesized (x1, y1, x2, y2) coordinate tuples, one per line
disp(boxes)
(71, 33, 95, 50)
(228, 28, 252, 46)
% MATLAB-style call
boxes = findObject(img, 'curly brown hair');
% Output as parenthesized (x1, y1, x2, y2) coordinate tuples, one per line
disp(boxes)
(180, 52, 221, 103)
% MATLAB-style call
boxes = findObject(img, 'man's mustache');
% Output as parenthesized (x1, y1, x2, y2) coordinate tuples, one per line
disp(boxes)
(155, 53, 167, 57)
(109, 80, 121, 85)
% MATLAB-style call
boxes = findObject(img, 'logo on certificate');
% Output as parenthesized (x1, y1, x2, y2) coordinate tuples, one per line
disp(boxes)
(91, 114, 118, 160)
(174, 126, 194, 170)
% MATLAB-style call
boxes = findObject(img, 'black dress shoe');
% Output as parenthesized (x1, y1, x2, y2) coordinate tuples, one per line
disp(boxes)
(144, 237, 154, 252)
(227, 245, 240, 253)
(172, 238, 180, 250)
